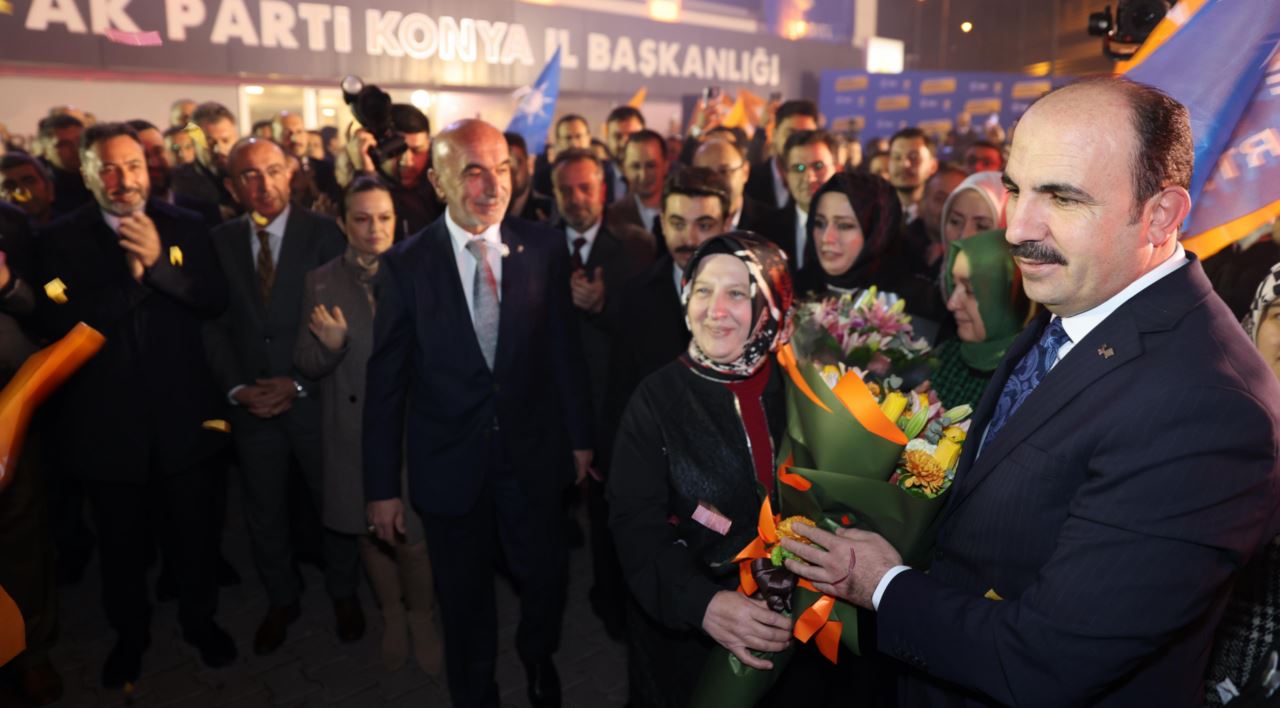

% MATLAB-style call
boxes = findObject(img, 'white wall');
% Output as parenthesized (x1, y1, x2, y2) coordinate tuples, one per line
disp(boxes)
(0, 76, 238, 143)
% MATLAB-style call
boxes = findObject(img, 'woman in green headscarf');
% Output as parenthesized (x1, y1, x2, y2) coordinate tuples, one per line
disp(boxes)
(932, 228, 1032, 409)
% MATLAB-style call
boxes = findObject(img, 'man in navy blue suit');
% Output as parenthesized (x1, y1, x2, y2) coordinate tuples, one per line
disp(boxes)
(363, 119, 593, 708)
(783, 77, 1280, 706)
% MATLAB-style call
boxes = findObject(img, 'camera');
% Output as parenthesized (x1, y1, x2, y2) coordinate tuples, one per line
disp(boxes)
(340, 75, 408, 165)
(1088, 1, 1172, 60)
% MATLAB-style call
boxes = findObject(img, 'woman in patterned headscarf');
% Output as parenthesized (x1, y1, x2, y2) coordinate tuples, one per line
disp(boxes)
(608, 232, 799, 708)
(1205, 262, 1280, 706)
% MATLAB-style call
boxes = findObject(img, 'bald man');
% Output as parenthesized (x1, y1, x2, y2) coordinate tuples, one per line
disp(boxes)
(272, 110, 340, 210)
(692, 137, 776, 233)
(203, 138, 354, 655)
(363, 120, 593, 708)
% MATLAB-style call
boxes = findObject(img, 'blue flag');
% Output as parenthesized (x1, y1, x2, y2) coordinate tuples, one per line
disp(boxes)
(1124, 0, 1280, 255)
(506, 48, 562, 158)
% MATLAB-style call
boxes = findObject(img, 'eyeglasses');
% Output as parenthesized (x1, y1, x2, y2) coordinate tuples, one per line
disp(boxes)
(789, 161, 828, 175)
(235, 164, 290, 184)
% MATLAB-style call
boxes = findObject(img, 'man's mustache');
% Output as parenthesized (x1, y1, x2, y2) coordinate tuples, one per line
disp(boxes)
(1010, 241, 1067, 266)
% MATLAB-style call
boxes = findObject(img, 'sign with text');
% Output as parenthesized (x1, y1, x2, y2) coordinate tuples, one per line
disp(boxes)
(0, 0, 860, 96)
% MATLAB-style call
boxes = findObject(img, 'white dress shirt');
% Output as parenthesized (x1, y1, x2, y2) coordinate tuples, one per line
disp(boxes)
(567, 220, 602, 265)
(793, 204, 808, 270)
(872, 243, 1189, 611)
(249, 205, 290, 269)
(635, 194, 660, 234)
(770, 160, 790, 209)
(445, 209, 504, 323)
(672, 261, 684, 299)
(100, 209, 124, 234)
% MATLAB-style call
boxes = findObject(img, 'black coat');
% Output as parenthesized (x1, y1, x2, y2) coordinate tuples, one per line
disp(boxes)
(881, 258, 1280, 706)
(608, 360, 785, 629)
(31, 200, 229, 481)
(362, 215, 594, 515)
(604, 254, 689, 439)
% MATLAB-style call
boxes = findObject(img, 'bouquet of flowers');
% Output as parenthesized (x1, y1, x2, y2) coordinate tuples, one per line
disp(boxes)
(692, 289, 971, 707)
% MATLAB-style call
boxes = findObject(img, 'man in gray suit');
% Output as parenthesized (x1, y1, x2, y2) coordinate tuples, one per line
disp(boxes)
(203, 138, 360, 655)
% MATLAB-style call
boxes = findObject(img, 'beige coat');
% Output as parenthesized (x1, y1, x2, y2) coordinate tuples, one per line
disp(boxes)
(294, 253, 423, 541)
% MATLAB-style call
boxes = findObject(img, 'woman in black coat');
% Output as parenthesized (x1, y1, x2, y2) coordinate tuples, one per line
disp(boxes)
(608, 232, 796, 708)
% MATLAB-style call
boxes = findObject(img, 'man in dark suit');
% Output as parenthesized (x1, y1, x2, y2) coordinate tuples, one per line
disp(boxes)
(29, 123, 236, 688)
(171, 102, 240, 220)
(692, 138, 775, 235)
(273, 111, 341, 211)
(754, 129, 838, 272)
(743, 99, 818, 211)
(364, 119, 593, 708)
(607, 128, 670, 257)
(35, 114, 93, 217)
(605, 167, 730, 431)
(549, 147, 654, 637)
(130, 120, 222, 228)
(782, 77, 1280, 706)
(203, 138, 359, 655)
(506, 132, 554, 223)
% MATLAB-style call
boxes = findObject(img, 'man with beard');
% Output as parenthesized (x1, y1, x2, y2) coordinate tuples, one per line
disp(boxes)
(607, 129, 670, 257)
(128, 120, 221, 227)
(273, 110, 340, 211)
(171, 102, 240, 220)
(550, 148, 654, 638)
(345, 104, 443, 240)
(606, 166, 730, 426)
(30, 122, 235, 689)
(887, 127, 940, 223)
(203, 138, 357, 656)
(604, 106, 645, 199)
(505, 132, 553, 223)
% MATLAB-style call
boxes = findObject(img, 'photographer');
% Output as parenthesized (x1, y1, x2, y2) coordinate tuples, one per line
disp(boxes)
(343, 103, 442, 241)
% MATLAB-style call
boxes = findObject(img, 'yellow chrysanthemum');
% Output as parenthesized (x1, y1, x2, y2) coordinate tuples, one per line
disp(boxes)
(902, 449, 947, 495)
(776, 516, 817, 545)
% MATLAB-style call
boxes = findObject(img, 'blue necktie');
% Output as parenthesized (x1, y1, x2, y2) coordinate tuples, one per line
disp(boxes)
(465, 239, 499, 370)
(983, 317, 1071, 447)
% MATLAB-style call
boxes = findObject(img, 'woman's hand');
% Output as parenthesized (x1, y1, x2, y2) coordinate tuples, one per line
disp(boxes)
(701, 590, 793, 670)
(308, 304, 348, 351)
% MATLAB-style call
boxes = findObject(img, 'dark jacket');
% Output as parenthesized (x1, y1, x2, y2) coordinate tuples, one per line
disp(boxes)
(880, 257, 1280, 707)
(31, 200, 229, 481)
(608, 360, 785, 629)
(362, 215, 593, 515)
(203, 207, 345, 399)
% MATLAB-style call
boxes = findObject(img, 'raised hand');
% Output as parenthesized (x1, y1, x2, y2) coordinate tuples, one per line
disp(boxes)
(308, 304, 348, 351)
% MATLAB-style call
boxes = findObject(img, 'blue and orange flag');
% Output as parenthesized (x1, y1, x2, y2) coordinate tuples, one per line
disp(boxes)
(506, 48, 562, 158)
(1122, 0, 1280, 257)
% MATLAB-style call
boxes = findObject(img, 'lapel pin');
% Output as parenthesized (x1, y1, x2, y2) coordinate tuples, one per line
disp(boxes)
(1097, 344, 1115, 359)
(169, 245, 184, 266)
(44, 278, 68, 304)
(516, 244, 524, 254)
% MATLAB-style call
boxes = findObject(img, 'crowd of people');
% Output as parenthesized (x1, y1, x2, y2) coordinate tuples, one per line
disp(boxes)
(0, 73, 1278, 708)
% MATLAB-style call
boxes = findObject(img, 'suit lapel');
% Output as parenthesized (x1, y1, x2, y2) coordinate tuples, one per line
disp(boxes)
(226, 215, 262, 318)
(428, 220, 491, 373)
(943, 257, 1206, 515)
(495, 223, 524, 376)
(268, 210, 305, 323)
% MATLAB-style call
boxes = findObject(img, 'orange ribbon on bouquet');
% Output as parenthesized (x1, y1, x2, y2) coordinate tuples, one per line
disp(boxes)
(732, 497, 845, 663)
(776, 344, 907, 446)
